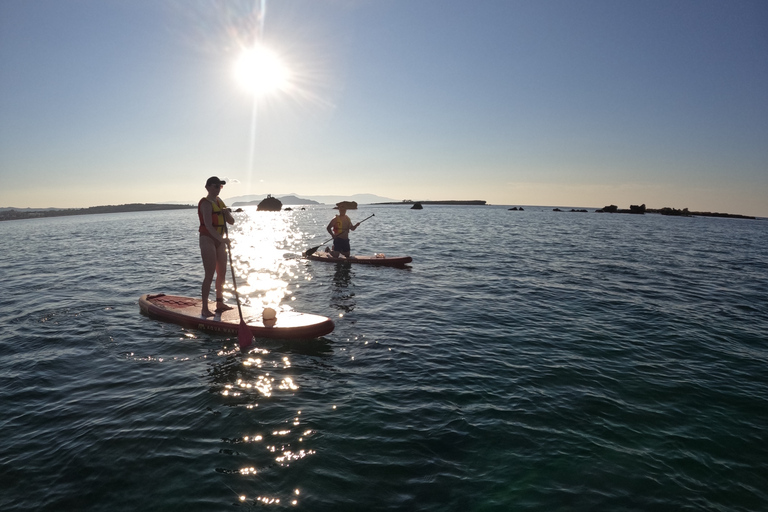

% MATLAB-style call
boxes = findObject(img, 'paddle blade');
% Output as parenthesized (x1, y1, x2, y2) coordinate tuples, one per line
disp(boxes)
(303, 245, 322, 257)
(238, 319, 254, 350)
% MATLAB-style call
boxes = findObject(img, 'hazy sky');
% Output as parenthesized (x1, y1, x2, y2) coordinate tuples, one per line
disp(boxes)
(1, 0, 767, 216)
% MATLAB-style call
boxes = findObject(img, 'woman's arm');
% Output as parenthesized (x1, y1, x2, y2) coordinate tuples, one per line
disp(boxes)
(223, 208, 235, 225)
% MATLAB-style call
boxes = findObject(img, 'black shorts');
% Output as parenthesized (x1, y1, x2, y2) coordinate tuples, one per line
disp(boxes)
(333, 237, 351, 253)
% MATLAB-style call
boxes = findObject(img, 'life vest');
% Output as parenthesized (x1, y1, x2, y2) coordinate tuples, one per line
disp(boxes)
(198, 197, 226, 236)
(332, 215, 344, 235)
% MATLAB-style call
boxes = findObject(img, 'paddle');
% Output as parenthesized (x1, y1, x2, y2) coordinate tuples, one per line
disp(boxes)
(222, 222, 254, 351)
(303, 213, 375, 257)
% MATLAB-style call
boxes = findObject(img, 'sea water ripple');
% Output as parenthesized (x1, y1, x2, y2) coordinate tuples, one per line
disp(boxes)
(0, 205, 766, 511)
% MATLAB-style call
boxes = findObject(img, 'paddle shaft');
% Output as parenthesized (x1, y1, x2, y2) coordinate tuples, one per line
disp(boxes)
(222, 223, 245, 321)
(304, 213, 375, 256)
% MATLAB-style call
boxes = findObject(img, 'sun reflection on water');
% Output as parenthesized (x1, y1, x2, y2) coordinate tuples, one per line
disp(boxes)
(278, 377, 298, 391)
(228, 209, 304, 313)
(207, 210, 325, 508)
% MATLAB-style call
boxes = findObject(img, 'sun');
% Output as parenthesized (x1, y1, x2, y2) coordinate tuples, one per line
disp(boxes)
(234, 44, 290, 96)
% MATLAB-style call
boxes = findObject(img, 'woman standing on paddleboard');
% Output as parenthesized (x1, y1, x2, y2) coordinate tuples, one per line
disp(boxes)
(326, 204, 360, 258)
(198, 176, 235, 317)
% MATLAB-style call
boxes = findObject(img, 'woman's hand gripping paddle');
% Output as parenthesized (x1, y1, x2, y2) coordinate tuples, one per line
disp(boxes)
(223, 223, 254, 351)
(303, 213, 375, 257)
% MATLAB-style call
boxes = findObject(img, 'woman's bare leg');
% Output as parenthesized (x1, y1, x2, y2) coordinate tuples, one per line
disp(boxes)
(200, 236, 218, 316)
(215, 242, 233, 312)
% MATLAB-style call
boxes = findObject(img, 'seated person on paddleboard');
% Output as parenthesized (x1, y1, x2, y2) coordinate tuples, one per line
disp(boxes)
(198, 176, 235, 317)
(326, 206, 360, 258)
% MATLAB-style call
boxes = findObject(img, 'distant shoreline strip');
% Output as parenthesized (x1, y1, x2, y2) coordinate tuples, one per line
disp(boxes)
(372, 200, 487, 206)
(0, 204, 194, 221)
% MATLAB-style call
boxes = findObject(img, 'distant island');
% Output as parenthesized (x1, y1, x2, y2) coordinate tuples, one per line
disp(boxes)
(0, 203, 194, 222)
(227, 193, 393, 206)
(373, 200, 487, 206)
(593, 204, 756, 220)
(232, 195, 321, 207)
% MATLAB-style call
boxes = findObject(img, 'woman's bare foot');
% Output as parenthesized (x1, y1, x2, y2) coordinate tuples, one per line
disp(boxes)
(215, 298, 234, 313)
(201, 308, 215, 317)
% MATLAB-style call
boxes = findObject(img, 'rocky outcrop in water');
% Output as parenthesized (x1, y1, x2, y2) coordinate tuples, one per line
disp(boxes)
(596, 204, 646, 214)
(657, 207, 690, 216)
(595, 204, 755, 219)
(257, 195, 283, 211)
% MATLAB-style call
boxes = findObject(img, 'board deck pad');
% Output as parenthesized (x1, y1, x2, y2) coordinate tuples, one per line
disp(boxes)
(306, 252, 412, 267)
(139, 294, 334, 340)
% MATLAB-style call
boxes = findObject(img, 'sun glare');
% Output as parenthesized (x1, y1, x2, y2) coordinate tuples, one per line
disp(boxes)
(234, 44, 290, 96)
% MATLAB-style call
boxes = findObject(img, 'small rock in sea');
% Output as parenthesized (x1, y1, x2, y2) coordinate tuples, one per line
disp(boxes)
(257, 195, 283, 211)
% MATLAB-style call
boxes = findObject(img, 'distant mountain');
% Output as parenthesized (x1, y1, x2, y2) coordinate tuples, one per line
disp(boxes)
(230, 195, 319, 207)
(0, 206, 61, 212)
(226, 193, 397, 206)
(303, 193, 399, 205)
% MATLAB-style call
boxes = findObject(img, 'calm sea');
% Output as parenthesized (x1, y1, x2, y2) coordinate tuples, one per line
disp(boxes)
(1, 205, 766, 511)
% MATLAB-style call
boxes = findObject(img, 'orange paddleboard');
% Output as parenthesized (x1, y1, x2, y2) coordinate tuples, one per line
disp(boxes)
(306, 252, 412, 267)
(139, 294, 334, 340)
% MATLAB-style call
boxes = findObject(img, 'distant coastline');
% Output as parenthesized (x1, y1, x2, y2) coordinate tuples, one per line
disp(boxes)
(372, 200, 487, 206)
(1, 200, 759, 222)
(0, 203, 194, 222)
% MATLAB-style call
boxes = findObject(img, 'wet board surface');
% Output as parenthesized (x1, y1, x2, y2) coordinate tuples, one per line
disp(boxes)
(139, 294, 334, 340)
(306, 252, 412, 267)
